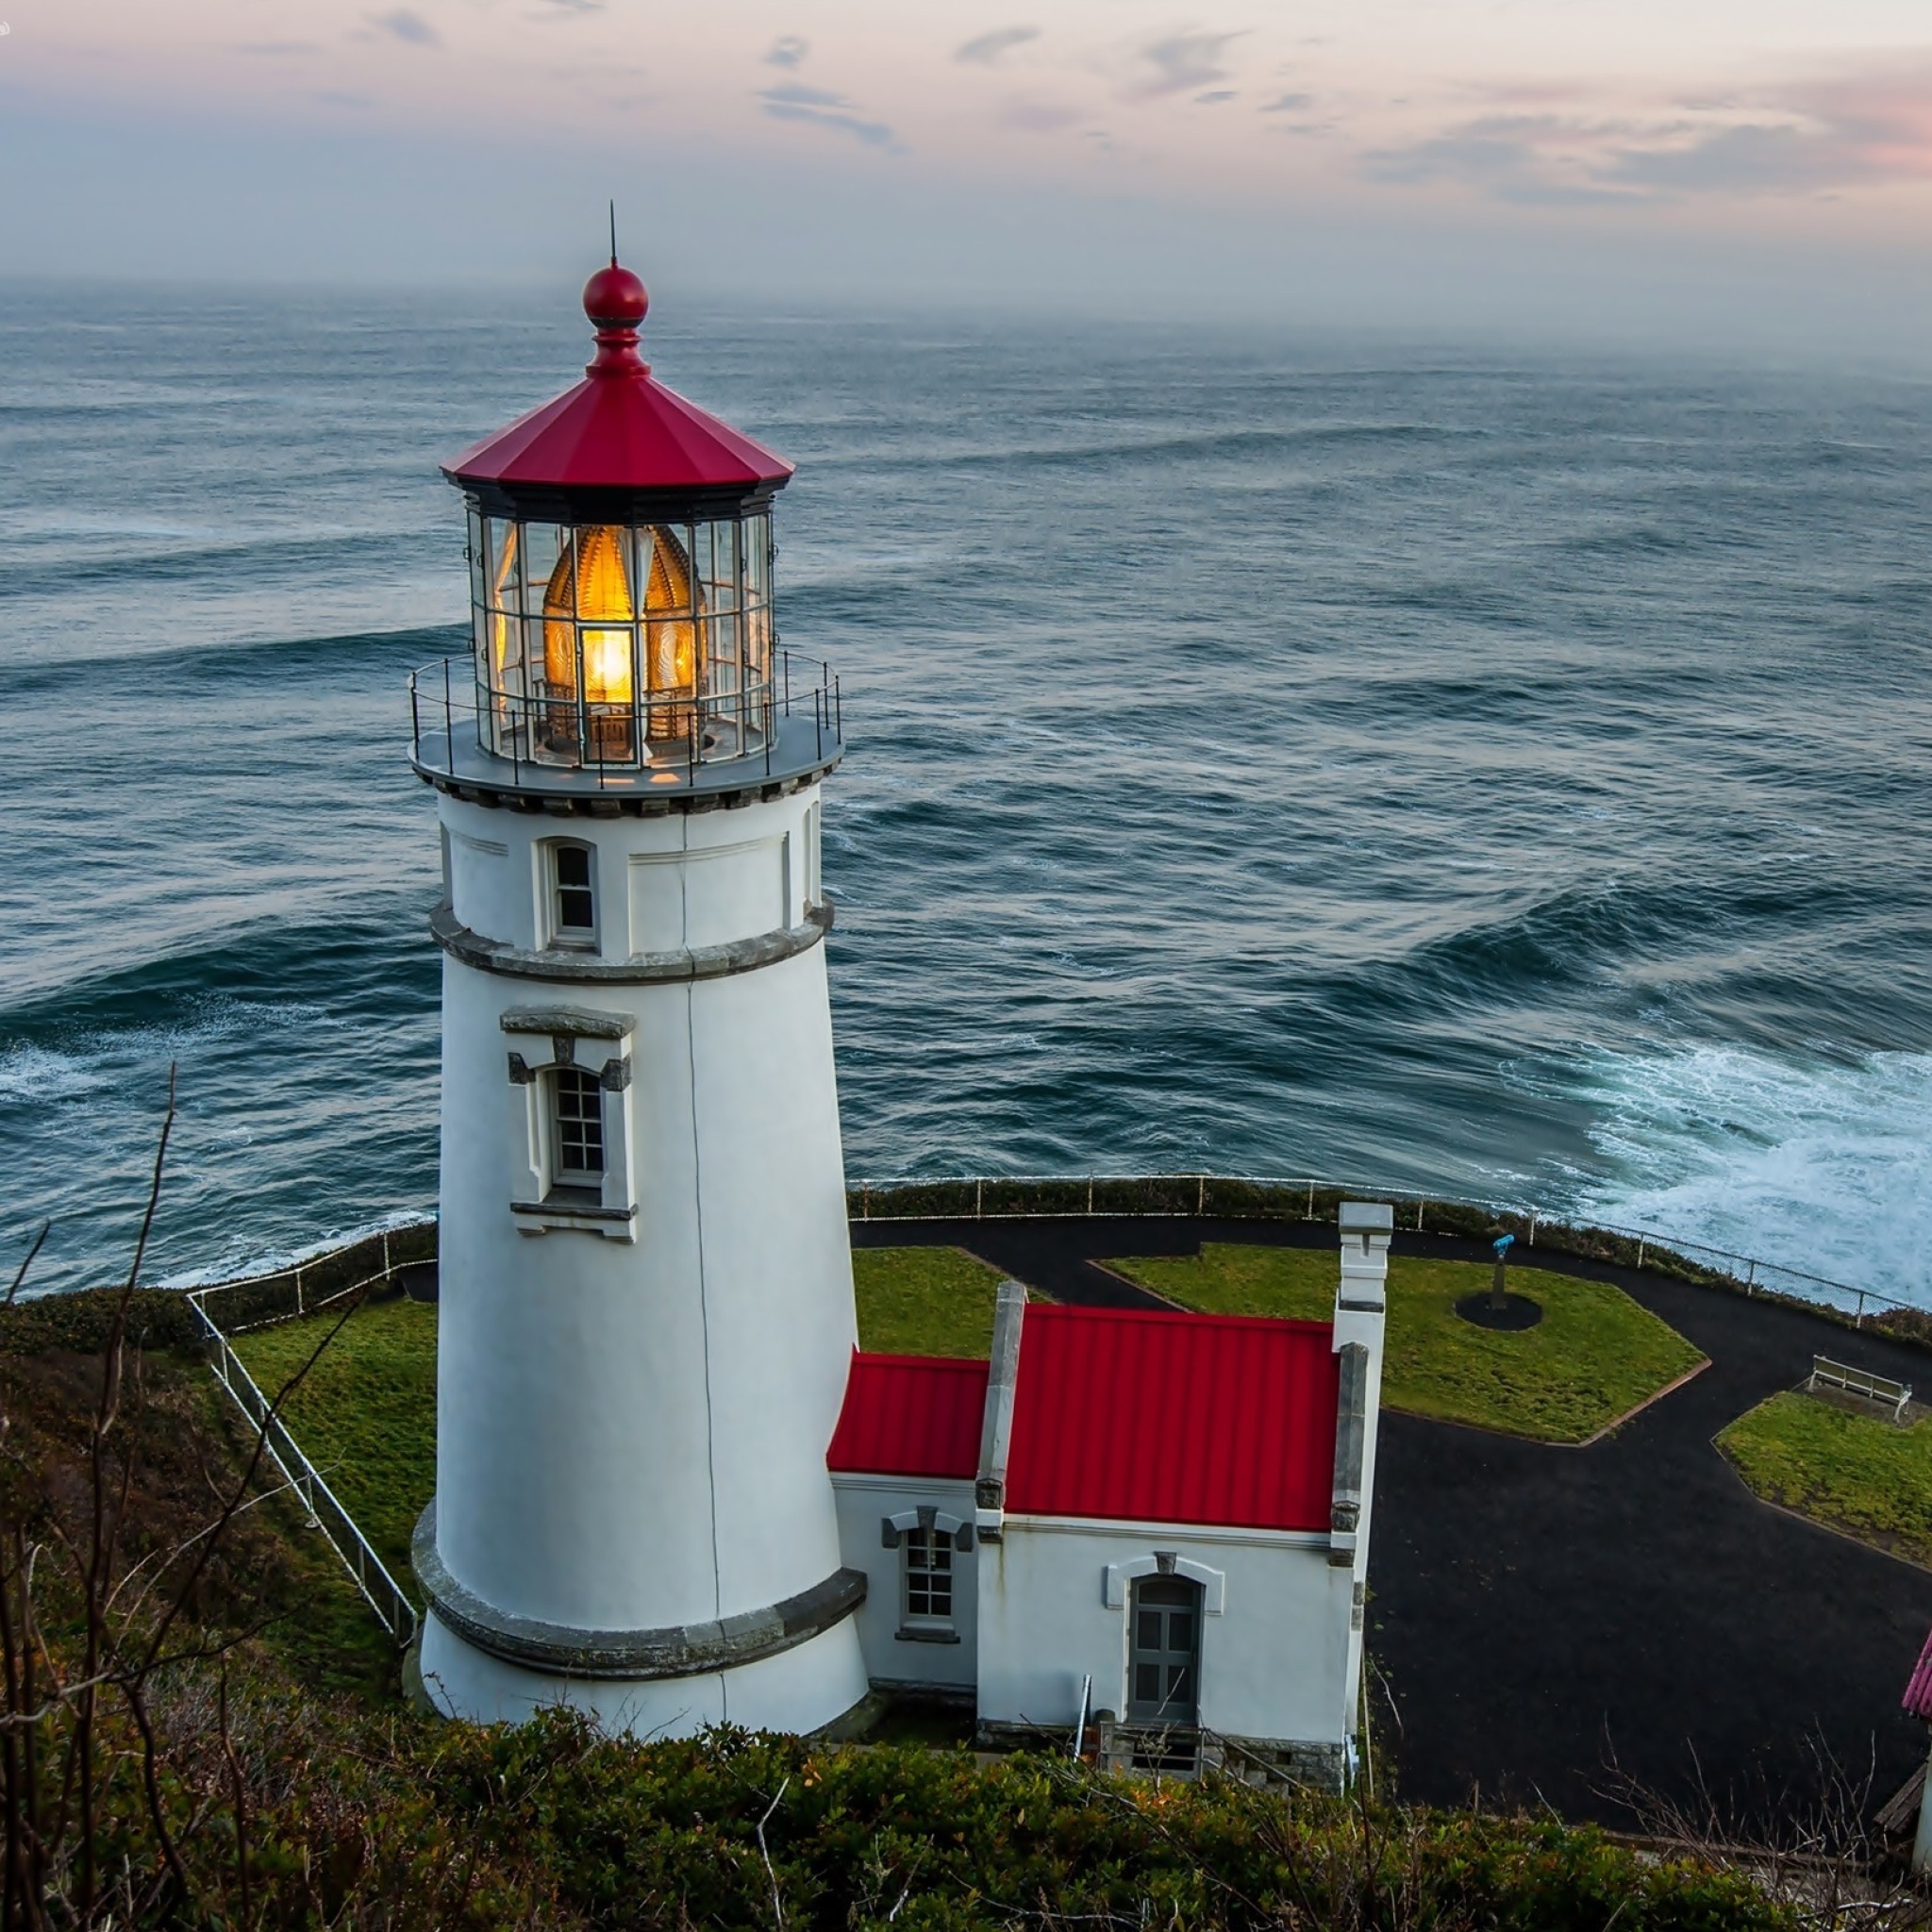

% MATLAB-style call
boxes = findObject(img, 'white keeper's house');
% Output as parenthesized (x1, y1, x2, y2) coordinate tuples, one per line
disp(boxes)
(407, 255, 1391, 1783)
(830, 1238, 1390, 1782)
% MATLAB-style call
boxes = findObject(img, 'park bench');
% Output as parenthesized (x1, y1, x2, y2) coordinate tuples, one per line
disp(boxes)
(1807, 1355, 1912, 1422)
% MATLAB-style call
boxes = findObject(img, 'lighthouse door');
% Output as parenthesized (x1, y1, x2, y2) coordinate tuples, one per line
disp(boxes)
(1127, 1574, 1202, 1724)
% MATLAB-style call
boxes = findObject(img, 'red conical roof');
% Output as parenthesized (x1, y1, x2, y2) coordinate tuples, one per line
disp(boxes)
(442, 261, 793, 516)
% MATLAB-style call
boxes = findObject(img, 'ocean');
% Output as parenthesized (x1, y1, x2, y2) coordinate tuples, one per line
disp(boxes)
(2, 282, 1928, 1304)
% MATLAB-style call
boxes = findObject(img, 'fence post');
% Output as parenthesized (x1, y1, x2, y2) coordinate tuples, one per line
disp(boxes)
(1416, 1199, 1425, 1233)
(975, 1178, 984, 1219)
(1306, 1180, 1315, 1221)
(1637, 1240, 1646, 1272)
(1197, 1175, 1206, 1216)
(1088, 1176, 1094, 1215)
(1528, 1214, 1537, 1247)
(294, 1263, 305, 1318)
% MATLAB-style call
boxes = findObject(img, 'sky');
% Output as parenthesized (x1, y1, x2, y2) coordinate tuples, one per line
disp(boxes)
(5, 0, 1931, 349)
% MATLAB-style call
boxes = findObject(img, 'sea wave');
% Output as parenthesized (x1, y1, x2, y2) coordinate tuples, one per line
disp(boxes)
(1564, 1043, 1932, 1304)
(0, 912, 435, 1035)
(6, 623, 464, 694)
(809, 419, 1485, 477)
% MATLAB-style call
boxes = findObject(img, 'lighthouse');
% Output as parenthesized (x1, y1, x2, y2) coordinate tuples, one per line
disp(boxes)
(408, 258, 870, 1737)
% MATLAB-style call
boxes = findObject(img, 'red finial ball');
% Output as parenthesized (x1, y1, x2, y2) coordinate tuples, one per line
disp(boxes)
(583, 262, 648, 327)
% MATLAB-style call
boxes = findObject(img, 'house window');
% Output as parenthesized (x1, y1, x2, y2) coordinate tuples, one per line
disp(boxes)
(902, 1526, 953, 1624)
(550, 1066, 605, 1186)
(547, 841, 597, 946)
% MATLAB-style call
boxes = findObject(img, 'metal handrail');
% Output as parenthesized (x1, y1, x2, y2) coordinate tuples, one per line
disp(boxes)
(408, 649, 840, 788)
(187, 1289, 420, 1646)
(846, 1169, 1917, 1328)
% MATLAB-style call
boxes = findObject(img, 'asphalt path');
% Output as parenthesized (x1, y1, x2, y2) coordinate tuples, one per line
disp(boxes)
(851, 1213, 1932, 1829)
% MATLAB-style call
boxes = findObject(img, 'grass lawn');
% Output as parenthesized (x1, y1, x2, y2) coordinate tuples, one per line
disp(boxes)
(231, 1293, 438, 1589)
(1109, 1244, 1705, 1444)
(854, 1245, 1013, 1357)
(1719, 1390, 1932, 1568)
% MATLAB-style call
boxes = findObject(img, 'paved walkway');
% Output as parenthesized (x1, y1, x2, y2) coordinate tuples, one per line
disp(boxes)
(853, 1214, 1932, 1828)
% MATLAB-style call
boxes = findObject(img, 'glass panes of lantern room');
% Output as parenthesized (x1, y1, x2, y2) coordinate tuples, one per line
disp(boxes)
(467, 511, 774, 768)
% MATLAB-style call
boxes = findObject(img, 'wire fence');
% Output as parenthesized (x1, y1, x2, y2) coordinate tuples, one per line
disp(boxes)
(186, 1264, 422, 1648)
(847, 1172, 1922, 1332)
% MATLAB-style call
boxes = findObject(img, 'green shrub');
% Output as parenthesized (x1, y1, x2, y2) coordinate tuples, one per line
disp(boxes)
(0, 1286, 200, 1357)
(409, 1718, 1792, 1931)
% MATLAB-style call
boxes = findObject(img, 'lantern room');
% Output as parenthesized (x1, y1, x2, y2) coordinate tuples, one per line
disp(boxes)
(462, 508, 772, 767)
(423, 259, 835, 793)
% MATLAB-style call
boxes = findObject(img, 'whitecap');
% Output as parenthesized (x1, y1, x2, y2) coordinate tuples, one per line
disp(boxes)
(0, 1043, 108, 1105)
(1569, 1043, 1932, 1309)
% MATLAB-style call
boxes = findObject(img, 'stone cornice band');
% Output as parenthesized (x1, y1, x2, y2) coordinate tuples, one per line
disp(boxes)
(431, 899, 833, 984)
(413, 1502, 867, 1679)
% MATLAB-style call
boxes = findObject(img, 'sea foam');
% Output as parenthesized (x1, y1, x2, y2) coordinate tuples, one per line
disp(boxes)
(1573, 1044, 1932, 1307)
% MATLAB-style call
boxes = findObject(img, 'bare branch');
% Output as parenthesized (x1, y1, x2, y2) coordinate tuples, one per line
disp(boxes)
(756, 1775, 790, 1932)
(4, 1223, 49, 1309)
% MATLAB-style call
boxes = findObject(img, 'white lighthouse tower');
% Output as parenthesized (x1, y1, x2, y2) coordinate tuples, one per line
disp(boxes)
(408, 258, 870, 1736)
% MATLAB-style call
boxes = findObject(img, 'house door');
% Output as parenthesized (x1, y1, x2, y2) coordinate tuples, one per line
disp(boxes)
(1128, 1574, 1202, 1724)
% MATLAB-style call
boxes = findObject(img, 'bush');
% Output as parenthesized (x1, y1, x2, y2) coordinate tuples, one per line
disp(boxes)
(407, 1718, 1793, 1931)
(0, 1286, 201, 1357)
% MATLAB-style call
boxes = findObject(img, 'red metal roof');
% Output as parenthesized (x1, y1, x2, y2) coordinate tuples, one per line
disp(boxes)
(443, 262, 792, 500)
(1905, 1627, 1932, 1720)
(827, 1353, 988, 1481)
(1004, 1305, 1340, 1533)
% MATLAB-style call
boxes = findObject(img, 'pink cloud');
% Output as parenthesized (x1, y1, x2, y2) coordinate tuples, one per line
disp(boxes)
(1367, 66, 1932, 203)
(1781, 69, 1932, 182)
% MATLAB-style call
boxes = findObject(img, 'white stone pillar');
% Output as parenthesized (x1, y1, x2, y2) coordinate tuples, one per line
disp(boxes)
(1332, 1201, 1391, 1759)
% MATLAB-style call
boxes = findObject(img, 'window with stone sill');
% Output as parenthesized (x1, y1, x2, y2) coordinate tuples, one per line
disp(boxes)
(902, 1526, 954, 1626)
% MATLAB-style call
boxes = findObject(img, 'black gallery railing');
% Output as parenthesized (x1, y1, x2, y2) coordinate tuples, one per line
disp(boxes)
(408, 650, 842, 790)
